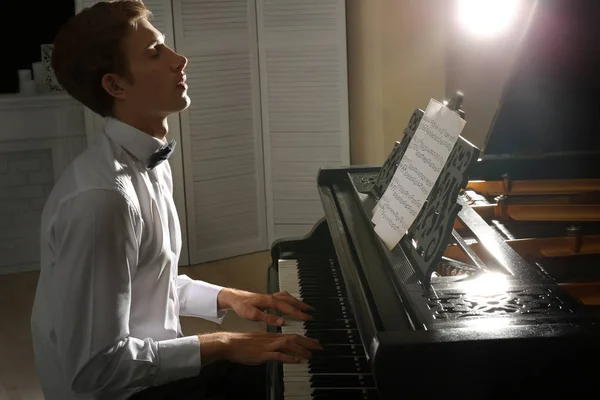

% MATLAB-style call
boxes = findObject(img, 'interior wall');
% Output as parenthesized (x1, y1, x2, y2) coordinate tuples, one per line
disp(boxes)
(347, 0, 537, 164)
(347, 0, 448, 165)
(380, 0, 449, 157)
(346, 0, 384, 165)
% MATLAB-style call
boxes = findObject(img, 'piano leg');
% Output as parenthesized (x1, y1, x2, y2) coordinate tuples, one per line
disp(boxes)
(270, 255, 379, 400)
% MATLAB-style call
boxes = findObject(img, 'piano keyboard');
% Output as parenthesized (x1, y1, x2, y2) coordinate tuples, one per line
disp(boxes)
(278, 256, 379, 400)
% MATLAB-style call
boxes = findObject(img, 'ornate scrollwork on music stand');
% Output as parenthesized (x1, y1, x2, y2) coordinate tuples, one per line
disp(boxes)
(371, 108, 423, 199)
(372, 92, 481, 287)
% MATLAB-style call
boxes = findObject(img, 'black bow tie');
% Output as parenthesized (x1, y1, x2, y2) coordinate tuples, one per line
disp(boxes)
(147, 139, 176, 169)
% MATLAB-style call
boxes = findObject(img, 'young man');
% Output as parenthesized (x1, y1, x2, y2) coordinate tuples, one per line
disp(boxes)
(30, 1, 321, 399)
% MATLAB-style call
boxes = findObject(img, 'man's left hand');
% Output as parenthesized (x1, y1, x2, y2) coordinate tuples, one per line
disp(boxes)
(218, 288, 314, 327)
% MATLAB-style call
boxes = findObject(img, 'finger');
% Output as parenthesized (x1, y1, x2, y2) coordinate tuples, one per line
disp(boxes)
(257, 311, 286, 327)
(278, 342, 312, 360)
(263, 352, 303, 364)
(294, 335, 323, 350)
(274, 291, 315, 310)
(270, 299, 313, 321)
(273, 334, 322, 351)
(251, 296, 312, 324)
(271, 336, 317, 360)
(282, 342, 312, 360)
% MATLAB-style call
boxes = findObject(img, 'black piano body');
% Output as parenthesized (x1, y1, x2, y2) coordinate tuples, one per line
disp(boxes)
(266, 1, 600, 398)
(267, 161, 600, 399)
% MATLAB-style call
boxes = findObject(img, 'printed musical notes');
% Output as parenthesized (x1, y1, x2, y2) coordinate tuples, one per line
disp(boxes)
(372, 99, 466, 249)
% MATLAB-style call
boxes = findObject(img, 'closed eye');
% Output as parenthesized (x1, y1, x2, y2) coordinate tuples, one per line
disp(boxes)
(149, 45, 163, 58)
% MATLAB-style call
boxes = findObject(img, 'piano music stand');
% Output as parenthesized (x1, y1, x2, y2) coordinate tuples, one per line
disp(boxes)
(368, 92, 481, 287)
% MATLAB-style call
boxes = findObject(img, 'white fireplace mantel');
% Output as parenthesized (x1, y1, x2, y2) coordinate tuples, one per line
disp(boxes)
(0, 91, 88, 274)
(0, 92, 75, 109)
(0, 93, 85, 140)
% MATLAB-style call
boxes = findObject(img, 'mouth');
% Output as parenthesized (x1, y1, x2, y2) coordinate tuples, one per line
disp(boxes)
(177, 75, 187, 89)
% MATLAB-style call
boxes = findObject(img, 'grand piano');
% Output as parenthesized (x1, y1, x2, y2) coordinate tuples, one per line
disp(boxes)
(266, 1, 600, 398)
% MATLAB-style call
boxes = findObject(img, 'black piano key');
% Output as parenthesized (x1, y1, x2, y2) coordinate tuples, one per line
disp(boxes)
(300, 287, 344, 296)
(304, 303, 350, 313)
(306, 329, 361, 344)
(310, 374, 376, 388)
(299, 285, 340, 295)
(298, 269, 341, 276)
(300, 294, 346, 303)
(299, 284, 346, 294)
(304, 319, 357, 330)
(296, 262, 334, 270)
(316, 344, 364, 357)
(311, 389, 379, 400)
(309, 364, 367, 374)
(305, 311, 353, 320)
(297, 279, 344, 288)
(306, 307, 351, 317)
(278, 256, 379, 399)
(309, 358, 370, 374)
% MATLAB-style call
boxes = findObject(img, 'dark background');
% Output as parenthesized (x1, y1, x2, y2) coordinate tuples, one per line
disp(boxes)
(1, 1, 75, 94)
(484, 0, 600, 155)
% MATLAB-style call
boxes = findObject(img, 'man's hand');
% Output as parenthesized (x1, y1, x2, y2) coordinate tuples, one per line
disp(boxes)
(217, 289, 314, 327)
(198, 332, 322, 365)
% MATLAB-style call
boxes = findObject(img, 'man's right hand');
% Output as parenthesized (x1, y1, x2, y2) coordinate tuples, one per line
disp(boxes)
(198, 332, 322, 365)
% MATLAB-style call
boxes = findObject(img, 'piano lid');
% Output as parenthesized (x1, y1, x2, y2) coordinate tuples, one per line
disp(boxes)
(483, 0, 600, 157)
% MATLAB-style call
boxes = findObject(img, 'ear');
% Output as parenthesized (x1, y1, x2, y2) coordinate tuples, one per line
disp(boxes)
(101, 73, 127, 100)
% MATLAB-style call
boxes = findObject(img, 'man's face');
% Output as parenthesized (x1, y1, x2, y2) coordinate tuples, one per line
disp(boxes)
(118, 19, 189, 117)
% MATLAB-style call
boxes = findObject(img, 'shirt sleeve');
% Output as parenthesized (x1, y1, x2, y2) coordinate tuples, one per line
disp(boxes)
(51, 189, 201, 395)
(176, 275, 227, 324)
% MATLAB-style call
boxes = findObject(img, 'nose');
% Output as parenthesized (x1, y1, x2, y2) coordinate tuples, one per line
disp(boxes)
(175, 52, 187, 72)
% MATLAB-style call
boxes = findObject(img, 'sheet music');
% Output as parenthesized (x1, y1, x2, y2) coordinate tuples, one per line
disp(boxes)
(372, 98, 466, 250)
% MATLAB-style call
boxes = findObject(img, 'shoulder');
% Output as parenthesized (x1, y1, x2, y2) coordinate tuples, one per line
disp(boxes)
(53, 188, 141, 223)
(61, 188, 140, 214)
(42, 141, 143, 233)
(47, 188, 142, 240)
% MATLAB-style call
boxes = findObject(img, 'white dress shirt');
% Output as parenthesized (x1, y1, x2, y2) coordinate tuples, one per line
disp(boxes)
(31, 117, 226, 400)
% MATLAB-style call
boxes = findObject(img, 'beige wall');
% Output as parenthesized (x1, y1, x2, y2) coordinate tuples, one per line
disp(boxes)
(346, 0, 384, 165)
(347, 0, 537, 164)
(347, 0, 449, 165)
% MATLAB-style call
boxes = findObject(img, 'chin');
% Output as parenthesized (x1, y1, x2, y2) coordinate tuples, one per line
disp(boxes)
(180, 93, 191, 111)
(171, 95, 191, 114)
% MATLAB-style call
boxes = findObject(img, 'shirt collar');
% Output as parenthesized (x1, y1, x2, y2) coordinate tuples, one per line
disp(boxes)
(103, 117, 167, 167)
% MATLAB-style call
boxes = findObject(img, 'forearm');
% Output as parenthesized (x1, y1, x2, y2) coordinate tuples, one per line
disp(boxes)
(197, 332, 230, 366)
(216, 287, 244, 310)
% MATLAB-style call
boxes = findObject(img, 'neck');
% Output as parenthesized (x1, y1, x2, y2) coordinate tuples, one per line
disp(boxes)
(112, 108, 169, 141)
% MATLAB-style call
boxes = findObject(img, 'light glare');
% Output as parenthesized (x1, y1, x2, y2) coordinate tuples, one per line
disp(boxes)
(458, 0, 520, 37)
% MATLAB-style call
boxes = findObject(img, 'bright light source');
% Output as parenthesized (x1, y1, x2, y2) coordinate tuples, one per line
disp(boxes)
(458, 0, 520, 37)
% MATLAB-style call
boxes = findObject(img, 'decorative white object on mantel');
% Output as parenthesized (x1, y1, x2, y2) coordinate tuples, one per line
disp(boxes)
(32, 61, 48, 94)
(41, 44, 63, 92)
(17, 69, 35, 95)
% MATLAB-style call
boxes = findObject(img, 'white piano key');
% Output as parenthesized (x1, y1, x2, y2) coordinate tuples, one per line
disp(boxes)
(284, 381, 312, 395)
(279, 257, 373, 399)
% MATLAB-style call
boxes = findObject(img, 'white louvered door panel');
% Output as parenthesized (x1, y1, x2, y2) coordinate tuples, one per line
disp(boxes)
(74, 0, 190, 265)
(256, 0, 350, 243)
(172, 0, 268, 264)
